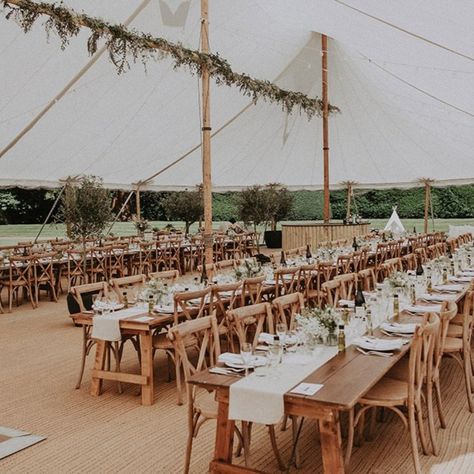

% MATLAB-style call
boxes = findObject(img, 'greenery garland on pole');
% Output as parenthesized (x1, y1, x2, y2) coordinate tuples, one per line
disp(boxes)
(2, 0, 339, 119)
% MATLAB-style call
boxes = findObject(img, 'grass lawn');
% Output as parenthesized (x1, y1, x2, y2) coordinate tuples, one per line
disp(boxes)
(1, 218, 473, 246)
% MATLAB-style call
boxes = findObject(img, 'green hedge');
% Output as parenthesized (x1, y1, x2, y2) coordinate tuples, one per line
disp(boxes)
(1, 185, 473, 224)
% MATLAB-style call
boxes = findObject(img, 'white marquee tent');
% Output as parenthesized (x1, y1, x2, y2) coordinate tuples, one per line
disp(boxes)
(1, 0, 473, 191)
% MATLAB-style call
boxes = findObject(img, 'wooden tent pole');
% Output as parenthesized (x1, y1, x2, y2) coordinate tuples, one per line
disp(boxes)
(346, 182, 352, 220)
(322, 34, 330, 223)
(201, 0, 213, 263)
(135, 187, 142, 221)
(424, 182, 430, 234)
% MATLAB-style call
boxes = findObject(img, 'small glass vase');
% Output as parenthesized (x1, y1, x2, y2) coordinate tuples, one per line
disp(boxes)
(326, 330, 338, 346)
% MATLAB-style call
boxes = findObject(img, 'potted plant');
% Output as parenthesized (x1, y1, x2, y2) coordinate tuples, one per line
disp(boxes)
(262, 183, 293, 248)
(160, 187, 203, 235)
(59, 176, 114, 280)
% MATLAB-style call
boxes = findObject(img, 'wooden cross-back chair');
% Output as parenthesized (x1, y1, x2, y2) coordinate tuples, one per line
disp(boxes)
(401, 253, 417, 272)
(67, 249, 87, 289)
(139, 241, 156, 275)
(153, 287, 212, 404)
(162, 239, 182, 273)
(317, 261, 336, 284)
(6, 255, 36, 312)
(88, 246, 110, 283)
(357, 268, 376, 292)
(227, 302, 274, 350)
(225, 234, 246, 261)
(274, 266, 299, 297)
(333, 273, 357, 300)
(321, 279, 341, 308)
(272, 292, 304, 331)
(244, 232, 259, 257)
(337, 254, 352, 275)
(298, 263, 320, 307)
(168, 315, 226, 473)
(33, 252, 58, 305)
(110, 274, 146, 302)
(70, 282, 110, 389)
(108, 244, 127, 279)
(241, 275, 266, 305)
(347, 313, 440, 474)
(375, 243, 389, 280)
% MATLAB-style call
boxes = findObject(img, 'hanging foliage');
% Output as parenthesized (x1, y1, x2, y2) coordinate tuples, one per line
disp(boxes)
(2, 0, 339, 119)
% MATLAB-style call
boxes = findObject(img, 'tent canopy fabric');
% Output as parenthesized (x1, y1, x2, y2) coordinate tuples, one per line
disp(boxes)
(1, 0, 473, 191)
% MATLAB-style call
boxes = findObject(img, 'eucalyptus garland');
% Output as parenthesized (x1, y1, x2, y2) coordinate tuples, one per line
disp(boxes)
(2, 0, 340, 118)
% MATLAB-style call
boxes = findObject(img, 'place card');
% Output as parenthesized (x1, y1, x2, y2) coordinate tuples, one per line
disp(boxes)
(290, 383, 323, 396)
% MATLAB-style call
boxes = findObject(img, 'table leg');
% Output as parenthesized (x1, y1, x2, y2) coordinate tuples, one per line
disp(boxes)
(90, 340, 106, 396)
(213, 394, 235, 466)
(139, 332, 154, 406)
(319, 410, 345, 474)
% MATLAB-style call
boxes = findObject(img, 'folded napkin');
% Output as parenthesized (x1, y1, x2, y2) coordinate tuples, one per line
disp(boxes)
(355, 337, 404, 351)
(153, 304, 175, 314)
(381, 322, 417, 334)
(258, 332, 275, 344)
(433, 284, 464, 292)
(449, 276, 472, 283)
(404, 304, 442, 313)
(459, 271, 474, 277)
(338, 299, 355, 308)
(91, 307, 144, 341)
(218, 352, 245, 365)
(421, 293, 457, 302)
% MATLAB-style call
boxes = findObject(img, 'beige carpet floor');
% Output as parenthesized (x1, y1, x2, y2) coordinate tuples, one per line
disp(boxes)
(1, 298, 474, 473)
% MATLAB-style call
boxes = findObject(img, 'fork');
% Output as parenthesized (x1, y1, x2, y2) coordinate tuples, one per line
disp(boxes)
(356, 347, 393, 357)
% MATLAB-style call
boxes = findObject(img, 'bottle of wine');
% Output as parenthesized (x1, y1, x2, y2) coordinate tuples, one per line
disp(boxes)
(305, 244, 312, 261)
(427, 275, 433, 294)
(354, 281, 366, 317)
(352, 237, 358, 251)
(200, 257, 208, 285)
(413, 226, 417, 234)
(338, 325, 346, 352)
(280, 250, 287, 267)
(122, 291, 129, 309)
(442, 267, 448, 285)
(393, 294, 400, 321)
(366, 308, 374, 336)
(410, 283, 416, 305)
(415, 256, 424, 276)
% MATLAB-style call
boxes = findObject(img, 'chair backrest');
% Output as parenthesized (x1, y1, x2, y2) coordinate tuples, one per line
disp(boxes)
(272, 292, 304, 331)
(216, 259, 237, 271)
(70, 281, 109, 313)
(333, 273, 356, 300)
(8, 255, 34, 285)
(211, 281, 242, 316)
(298, 263, 318, 299)
(168, 314, 221, 382)
(227, 302, 274, 349)
(408, 313, 440, 406)
(337, 254, 352, 274)
(148, 269, 180, 282)
(275, 266, 299, 296)
(173, 287, 212, 324)
(241, 275, 265, 305)
(321, 279, 341, 307)
(32, 252, 56, 282)
(318, 261, 336, 283)
(110, 274, 146, 301)
(357, 268, 376, 292)
(434, 300, 458, 374)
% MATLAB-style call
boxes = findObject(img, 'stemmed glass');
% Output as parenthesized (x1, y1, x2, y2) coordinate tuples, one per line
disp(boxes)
(240, 342, 253, 377)
(276, 323, 287, 347)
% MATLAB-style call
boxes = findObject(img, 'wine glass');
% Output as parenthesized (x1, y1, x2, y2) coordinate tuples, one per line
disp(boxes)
(240, 342, 253, 377)
(276, 323, 287, 346)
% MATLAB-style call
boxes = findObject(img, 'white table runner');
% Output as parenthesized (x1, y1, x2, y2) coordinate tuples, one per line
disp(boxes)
(229, 348, 337, 425)
(91, 307, 146, 341)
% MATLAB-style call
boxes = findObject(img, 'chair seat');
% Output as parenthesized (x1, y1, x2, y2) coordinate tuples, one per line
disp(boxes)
(153, 332, 197, 350)
(387, 356, 409, 382)
(360, 377, 408, 405)
(443, 336, 463, 352)
(447, 324, 463, 338)
(195, 389, 218, 419)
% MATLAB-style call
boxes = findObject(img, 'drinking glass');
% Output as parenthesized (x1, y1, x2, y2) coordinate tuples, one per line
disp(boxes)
(240, 342, 253, 376)
(276, 323, 287, 346)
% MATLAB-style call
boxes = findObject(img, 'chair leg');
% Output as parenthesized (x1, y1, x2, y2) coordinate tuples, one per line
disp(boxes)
(112, 342, 123, 395)
(267, 425, 285, 471)
(184, 411, 198, 474)
(463, 349, 474, 412)
(426, 381, 438, 455)
(408, 405, 422, 474)
(434, 378, 447, 429)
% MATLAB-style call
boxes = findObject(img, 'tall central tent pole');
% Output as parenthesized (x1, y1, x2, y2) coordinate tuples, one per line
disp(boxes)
(321, 34, 330, 223)
(200, 0, 213, 263)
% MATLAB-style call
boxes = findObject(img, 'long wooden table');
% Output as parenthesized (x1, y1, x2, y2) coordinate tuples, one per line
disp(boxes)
(71, 311, 173, 405)
(188, 288, 469, 474)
